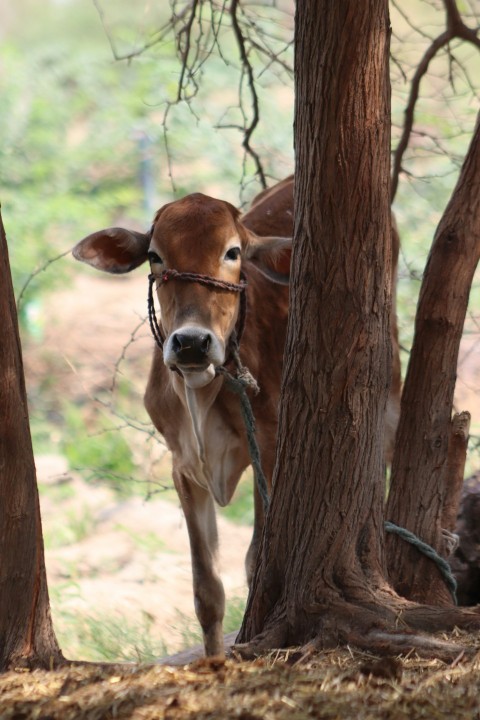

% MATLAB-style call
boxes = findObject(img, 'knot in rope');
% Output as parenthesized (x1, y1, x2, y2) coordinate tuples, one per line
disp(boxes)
(385, 521, 458, 604)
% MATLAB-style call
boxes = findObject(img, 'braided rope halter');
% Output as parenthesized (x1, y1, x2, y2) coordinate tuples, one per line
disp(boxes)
(147, 267, 248, 358)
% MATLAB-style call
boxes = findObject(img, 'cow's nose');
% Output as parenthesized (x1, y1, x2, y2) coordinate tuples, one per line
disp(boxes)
(171, 330, 212, 365)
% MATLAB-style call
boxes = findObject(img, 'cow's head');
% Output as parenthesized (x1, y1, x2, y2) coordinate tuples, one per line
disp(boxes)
(73, 193, 290, 388)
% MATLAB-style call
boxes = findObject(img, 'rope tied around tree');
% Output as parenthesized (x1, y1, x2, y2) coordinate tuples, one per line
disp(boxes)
(385, 521, 458, 604)
(148, 270, 464, 598)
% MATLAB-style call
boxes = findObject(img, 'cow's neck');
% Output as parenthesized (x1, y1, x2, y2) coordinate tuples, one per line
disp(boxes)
(176, 373, 223, 459)
(181, 377, 239, 506)
(184, 385, 208, 464)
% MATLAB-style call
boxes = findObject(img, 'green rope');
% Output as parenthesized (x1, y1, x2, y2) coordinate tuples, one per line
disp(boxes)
(385, 521, 458, 605)
(216, 366, 269, 513)
(217, 354, 456, 605)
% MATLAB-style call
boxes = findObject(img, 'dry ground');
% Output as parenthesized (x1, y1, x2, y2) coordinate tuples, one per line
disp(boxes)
(1, 643, 480, 719)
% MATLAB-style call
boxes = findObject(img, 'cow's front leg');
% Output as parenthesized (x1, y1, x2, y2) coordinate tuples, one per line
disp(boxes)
(174, 469, 225, 657)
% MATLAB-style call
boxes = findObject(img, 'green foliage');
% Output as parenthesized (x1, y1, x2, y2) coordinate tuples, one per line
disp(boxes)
(61, 405, 136, 495)
(219, 471, 255, 526)
(114, 525, 170, 557)
(2, 0, 294, 338)
(44, 505, 96, 549)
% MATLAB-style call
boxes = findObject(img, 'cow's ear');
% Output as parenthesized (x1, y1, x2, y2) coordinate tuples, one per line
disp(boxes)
(244, 230, 292, 285)
(72, 228, 150, 274)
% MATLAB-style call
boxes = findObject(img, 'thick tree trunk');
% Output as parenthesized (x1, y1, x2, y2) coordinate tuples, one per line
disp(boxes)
(0, 209, 63, 670)
(238, 0, 394, 651)
(386, 115, 480, 605)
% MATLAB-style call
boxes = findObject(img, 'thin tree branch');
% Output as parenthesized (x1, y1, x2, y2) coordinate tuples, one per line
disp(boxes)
(230, 0, 267, 188)
(391, 0, 480, 202)
(16, 250, 70, 310)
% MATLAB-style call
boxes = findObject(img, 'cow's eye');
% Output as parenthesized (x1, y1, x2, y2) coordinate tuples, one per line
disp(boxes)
(224, 247, 241, 262)
(148, 251, 163, 265)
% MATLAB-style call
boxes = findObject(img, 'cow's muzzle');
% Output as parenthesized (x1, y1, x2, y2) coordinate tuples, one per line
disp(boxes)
(169, 329, 215, 366)
(163, 325, 225, 388)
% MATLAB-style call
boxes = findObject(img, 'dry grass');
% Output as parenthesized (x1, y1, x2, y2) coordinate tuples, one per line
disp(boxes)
(2, 632, 480, 719)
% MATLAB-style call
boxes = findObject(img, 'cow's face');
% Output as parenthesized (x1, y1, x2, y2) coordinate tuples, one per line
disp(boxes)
(148, 194, 246, 387)
(72, 192, 290, 389)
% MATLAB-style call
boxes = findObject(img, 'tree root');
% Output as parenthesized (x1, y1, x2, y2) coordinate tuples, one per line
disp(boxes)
(400, 604, 480, 633)
(236, 596, 480, 662)
(346, 631, 474, 662)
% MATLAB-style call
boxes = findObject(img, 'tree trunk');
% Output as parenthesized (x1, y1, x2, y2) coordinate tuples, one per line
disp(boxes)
(237, 3, 480, 659)
(0, 208, 63, 670)
(238, 0, 393, 651)
(386, 114, 480, 605)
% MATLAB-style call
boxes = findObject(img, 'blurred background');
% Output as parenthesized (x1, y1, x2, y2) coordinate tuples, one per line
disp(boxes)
(1, 0, 479, 661)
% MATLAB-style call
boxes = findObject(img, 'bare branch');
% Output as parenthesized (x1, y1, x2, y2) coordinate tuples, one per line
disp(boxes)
(391, 29, 451, 202)
(391, 0, 480, 201)
(110, 316, 149, 394)
(230, 0, 267, 188)
(176, 0, 201, 101)
(16, 250, 70, 310)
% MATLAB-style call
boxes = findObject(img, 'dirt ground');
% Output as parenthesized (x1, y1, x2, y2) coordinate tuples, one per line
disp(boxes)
(37, 455, 250, 657)
(2, 641, 480, 719)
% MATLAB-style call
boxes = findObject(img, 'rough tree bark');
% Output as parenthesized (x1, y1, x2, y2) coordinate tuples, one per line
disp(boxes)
(237, 2, 480, 658)
(441, 411, 470, 534)
(387, 113, 480, 605)
(0, 208, 63, 670)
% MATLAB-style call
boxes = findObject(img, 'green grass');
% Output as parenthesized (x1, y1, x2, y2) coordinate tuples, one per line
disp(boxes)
(43, 506, 96, 549)
(56, 609, 169, 663)
(50, 581, 167, 663)
(224, 595, 248, 634)
(171, 595, 247, 654)
(114, 525, 172, 557)
(51, 580, 246, 662)
(219, 471, 255, 526)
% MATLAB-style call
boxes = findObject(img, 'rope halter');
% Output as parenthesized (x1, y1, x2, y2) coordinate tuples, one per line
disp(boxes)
(147, 267, 248, 359)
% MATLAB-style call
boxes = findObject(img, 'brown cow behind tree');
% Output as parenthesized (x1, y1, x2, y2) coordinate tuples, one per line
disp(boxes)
(73, 177, 400, 657)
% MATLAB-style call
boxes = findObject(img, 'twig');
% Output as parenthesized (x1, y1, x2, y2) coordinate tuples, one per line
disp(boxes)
(16, 250, 71, 310)
(391, 0, 480, 202)
(230, 0, 267, 188)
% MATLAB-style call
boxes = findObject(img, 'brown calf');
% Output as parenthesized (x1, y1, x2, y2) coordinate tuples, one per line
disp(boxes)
(73, 177, 400, 656)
